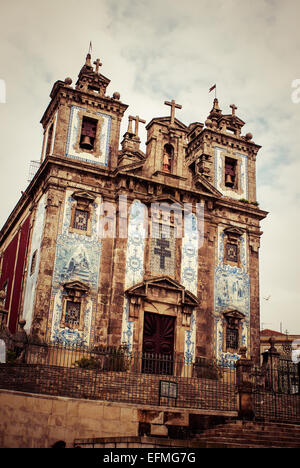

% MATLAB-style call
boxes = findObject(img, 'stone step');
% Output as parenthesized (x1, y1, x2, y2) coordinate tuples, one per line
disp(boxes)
(196, 437, 300, 448)
(197, 432, 300, 445)
(194, 420, 300, 448)
(199, 425, 300, 437)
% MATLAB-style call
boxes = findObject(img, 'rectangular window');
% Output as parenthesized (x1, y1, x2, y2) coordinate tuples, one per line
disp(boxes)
(226, 327, 239, 350)
(73, 209, 89, 231)
(80, 117, 97, 150)
(65, 301, 81, 326)
(226, 242, 238, 263)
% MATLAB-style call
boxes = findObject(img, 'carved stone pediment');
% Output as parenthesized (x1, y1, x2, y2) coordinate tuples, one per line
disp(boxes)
(71, 190, 95, 204)
(63, 280, 90, 298)
(148, 194, 183, 208)
(223, 226, 244, 237)
(126, 276, 199, 308)
(223, 308, 245, 321)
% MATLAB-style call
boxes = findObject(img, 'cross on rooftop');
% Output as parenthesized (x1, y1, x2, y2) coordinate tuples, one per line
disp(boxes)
(230, 104, 237, 116)
(164, 99, 182, 125)
(93, 58, 102, 73)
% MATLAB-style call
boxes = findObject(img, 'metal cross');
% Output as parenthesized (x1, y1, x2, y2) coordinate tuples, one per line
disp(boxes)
(154, 238, 171, 269)
(230, 104, 237, 116)
(164, 99, 182, 125)
(93, 58, 103, 73)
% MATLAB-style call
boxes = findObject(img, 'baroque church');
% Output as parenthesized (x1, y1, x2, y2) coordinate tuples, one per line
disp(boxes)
(0, 52, 267, 365)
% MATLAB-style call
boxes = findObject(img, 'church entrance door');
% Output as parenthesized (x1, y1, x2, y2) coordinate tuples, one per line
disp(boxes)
(142, 312, 175, 375)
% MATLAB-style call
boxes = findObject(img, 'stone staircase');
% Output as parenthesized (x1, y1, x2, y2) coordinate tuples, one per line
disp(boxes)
(193, 420, 300, 448)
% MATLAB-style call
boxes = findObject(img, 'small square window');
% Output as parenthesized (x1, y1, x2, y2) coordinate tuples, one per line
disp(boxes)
(65, 301, 81, 326)
(73, 209, 89, 231)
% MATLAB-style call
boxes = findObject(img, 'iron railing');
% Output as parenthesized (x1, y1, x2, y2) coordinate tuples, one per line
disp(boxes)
(0, 342, 237, 413)
(253, 358, 300, 423)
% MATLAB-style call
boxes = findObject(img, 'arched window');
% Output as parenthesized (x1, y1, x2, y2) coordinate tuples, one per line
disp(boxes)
(162, 144, 174, 173)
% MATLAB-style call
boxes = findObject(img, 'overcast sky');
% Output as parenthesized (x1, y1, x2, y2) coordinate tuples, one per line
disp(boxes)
(0, 0, 299, 334)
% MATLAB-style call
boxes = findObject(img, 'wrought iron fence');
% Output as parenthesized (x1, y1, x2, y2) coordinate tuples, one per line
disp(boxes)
(253, 358, 300, 423)
(0, 342, 237, 413)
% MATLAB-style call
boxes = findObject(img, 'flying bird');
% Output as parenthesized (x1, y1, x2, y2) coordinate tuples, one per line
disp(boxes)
(263, 295, 271, 301)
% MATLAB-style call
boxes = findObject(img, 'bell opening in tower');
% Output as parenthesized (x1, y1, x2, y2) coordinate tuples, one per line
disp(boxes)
(80, 116, 98, 150)
(225, 157, 237, 188)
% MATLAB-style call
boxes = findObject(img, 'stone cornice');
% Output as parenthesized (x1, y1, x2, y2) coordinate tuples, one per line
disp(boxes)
(40, 81, 128, 128)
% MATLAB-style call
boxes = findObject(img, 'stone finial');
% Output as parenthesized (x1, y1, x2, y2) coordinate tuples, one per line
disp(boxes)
(84, 53, 93, 69)
(113, 91, 120, 100)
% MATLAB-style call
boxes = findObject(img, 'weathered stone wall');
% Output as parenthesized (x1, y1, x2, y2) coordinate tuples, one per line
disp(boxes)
(0, 389, 139, 448)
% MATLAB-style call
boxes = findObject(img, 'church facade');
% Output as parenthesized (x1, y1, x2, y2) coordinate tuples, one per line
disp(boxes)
(0, 53, 267, 365)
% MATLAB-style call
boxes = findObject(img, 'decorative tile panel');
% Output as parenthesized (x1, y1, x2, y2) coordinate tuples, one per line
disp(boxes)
(214, 225, 250, 363)
(184, 312, 196, 362)
(50, 190, 102, 345)
(122, 200, 147, 350)
(65, 106, 111, 166)
(181, 212, 198, 296)
(214, 146, 248, 200)
(181, 212, 198, 361)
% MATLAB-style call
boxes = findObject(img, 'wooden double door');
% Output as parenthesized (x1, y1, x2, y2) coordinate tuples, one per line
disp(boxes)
(142, 312, 175, 375)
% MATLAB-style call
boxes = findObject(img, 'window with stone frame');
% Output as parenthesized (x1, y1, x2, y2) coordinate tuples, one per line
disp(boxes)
(225, 242, 238, 263)
(64, 300, 81, 327)
(60, 281, 89, 331)
(73, 208, 89, 231)
(226, 326, 239, 350)
(69, 191, 95, 236)
(223, 227, 244, 267)
(224, 157, 237, 189)
(223, 310, 245, 353)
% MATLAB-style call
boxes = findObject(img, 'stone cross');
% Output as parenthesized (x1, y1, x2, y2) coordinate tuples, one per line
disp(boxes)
(93, 58, 103, 74)
(164, 99, 182, 125)
(129, 115, 146, 137)
(230, 104, 237, 116)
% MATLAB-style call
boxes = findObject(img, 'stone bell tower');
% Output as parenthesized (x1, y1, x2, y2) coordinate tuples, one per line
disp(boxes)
(40, 53, 128, 170)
